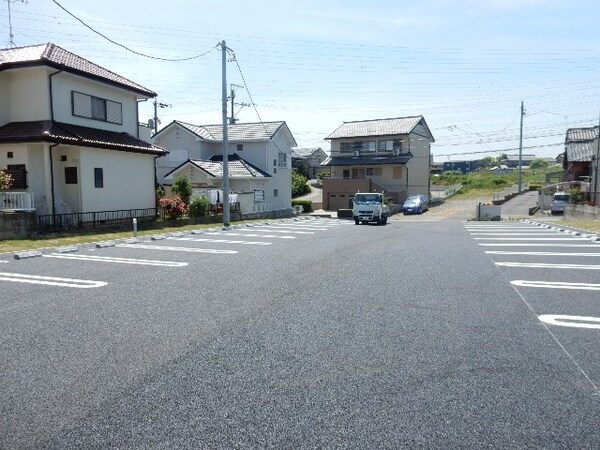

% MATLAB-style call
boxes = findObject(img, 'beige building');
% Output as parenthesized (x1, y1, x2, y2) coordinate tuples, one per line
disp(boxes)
(321, 116, 434, 210)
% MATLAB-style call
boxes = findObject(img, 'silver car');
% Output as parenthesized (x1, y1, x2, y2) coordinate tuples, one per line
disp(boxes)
(402, 195, 429, 215)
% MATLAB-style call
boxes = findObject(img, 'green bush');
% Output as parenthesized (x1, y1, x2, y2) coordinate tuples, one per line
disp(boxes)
(292, 171, 310, 197)
(291, 199, 313, 213)
(188, 195, 211, 218)
(172, 176, 193, 205)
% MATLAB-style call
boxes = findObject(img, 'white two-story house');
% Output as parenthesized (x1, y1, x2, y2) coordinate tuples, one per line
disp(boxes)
(0, 43, 166, 217)
(153, 120, 296, 214)
(321, 116, 434, 210)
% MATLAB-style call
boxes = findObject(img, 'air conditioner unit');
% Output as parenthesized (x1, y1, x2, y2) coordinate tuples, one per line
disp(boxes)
(393, 149, 400, 156)
(353, 150, 360, 157)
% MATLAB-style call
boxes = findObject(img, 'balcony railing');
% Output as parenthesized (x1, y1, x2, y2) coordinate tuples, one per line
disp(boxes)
(0, 192, 35, 211)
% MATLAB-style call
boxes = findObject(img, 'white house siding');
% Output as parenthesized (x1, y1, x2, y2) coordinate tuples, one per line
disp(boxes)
(5, 68, 50, 122)
(26, 144, 47, 201)
(51, 72, 140, 136)
(154, 125, 201, 184)
(0, 73, 9, 125)
(54, 145, 82, 212)
(78, 147, 156, 212)
(406, 131, 431, 196)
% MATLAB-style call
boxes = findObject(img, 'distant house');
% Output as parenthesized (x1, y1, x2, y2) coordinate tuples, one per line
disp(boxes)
(291, 147, 328, 178)
(0, 43, 165, 216)
(320, 116, 434, 210)
(442, 160, 480, 173)
(153, 120, 296, 214)
(503, 154, 537, 168)
(564, 126, 597, 183)
(489, 165, 513, 175)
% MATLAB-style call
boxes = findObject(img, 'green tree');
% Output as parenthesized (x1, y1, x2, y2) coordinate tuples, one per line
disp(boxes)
(496, 153, 508, 164)
(479, 156, 496, 169)
(295, 160, 311, 179)
(291, 171, 310, 197)
(529, 158, 549, 171)
(188, 195, 211, 218)
(171, 176, 193, 205)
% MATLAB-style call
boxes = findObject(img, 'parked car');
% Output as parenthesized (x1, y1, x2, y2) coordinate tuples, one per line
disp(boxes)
(403, 195, 429, 215)
(550, 191, 570, 215)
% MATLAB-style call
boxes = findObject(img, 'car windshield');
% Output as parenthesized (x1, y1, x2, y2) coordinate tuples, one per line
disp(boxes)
(553, 194, 569, 201)
(405, 197, 420, 204)
(353, 194, 381, 204)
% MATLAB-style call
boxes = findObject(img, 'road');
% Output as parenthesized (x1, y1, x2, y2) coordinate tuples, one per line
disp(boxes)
(1, 217, 599, 448)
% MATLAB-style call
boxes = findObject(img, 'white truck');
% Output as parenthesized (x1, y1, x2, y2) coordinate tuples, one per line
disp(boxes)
(352, 192, 389, 225)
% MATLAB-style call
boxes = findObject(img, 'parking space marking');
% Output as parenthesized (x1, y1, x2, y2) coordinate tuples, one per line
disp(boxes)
(496, 262, 600, 270)
(538, 314, 600, 330)
(511, 280, 600, 291)
(487, 251, 600, 257)
(0, 272, 106, 288)
(116, 244, 237, 254)
(475, 237, 588, 241)
(43, 253, 189, 267)
(206, 232, 295, 239)
(170, 237, 271, 246)
(480, 243, 597, 247)
(238, 227, 314, 234)
(470, 232, 563, 236)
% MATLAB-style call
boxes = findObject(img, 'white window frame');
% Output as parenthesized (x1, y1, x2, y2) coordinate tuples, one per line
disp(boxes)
(72, 91, 123, 124)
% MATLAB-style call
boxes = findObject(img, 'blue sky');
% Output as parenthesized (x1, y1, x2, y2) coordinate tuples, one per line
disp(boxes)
(3, 0, 600, 161)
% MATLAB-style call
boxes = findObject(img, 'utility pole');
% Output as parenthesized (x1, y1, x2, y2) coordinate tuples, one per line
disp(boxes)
(6, 0, 27, 47)
(153, 100, 170, 135)
(595, 112, 600, 204)
(229, 83, 249, 125)
(221, 40, 230, 228)
(518, 101, 525, 194)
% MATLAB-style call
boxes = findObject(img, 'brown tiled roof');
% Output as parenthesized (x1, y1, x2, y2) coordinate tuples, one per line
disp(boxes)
(0, 121, 166, 155)
(326, 116, 434, 142)
(0, 43, 155, 97)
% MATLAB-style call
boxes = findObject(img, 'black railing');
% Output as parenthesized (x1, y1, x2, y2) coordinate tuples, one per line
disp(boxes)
(37, 208, 159, 233)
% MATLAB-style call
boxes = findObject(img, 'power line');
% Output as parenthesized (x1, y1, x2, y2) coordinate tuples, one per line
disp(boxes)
(50, 0, 218, 61)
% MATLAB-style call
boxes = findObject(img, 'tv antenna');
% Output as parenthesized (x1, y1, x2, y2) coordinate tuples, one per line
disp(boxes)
(6, 0, 27, 47)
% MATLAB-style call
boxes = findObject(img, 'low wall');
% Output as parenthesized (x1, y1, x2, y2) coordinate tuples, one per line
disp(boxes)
(565, 204, 600, 219)
(0, 211, 37, 239)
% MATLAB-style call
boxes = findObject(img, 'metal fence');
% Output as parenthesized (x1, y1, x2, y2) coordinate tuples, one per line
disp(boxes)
(36, 208, 159, 233)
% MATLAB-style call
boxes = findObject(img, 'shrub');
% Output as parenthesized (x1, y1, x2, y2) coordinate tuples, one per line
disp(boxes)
(160, 196, 186, 220)
(188, 195, 211, 218)
(0, 169, 12, 190)
(291, 199, 313, 213)
(292, 171, 310, 197)
(172, 176, 193, 205)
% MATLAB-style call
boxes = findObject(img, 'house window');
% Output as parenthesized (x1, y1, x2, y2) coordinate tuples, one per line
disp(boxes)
(393, 166, 403, 179)
(366, 167, 383, 176)
(351, 168, 366, 179)
(254, 190, 265, 202)
(278, 152, 287, 167)
(65, 166, 78, 184)
(377, 140, 402, 153)
(237, 144, 243, 152)
(72, 91, 123, 124)
(274, 189, 278, 197)
(94, 168, 103, 188)
(6, 164, 27, 189)
(60, 155, 67, 162)
(7, 151, 13, 158)
(342, 169, 350, 178)
(340, 142, 352, 153)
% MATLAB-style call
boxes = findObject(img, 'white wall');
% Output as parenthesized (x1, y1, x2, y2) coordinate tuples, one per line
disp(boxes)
(153, 125, 203, 184)
(6, 68, 50, 122)
(0, 73, 9, 126)
(51, 72, 140, 135)
(79, 147, 156, 212)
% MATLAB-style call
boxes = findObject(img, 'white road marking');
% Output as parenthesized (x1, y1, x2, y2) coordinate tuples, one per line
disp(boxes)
(116, 244, 237, 254)
(470, 232, 561, 236)
(480, 243, 597, 248)
(239, 227, 314, 234)
(511, 280, 600, 291)
(0, 272, 106, 288)
(475, 237, 588, 241)
(43, 253, 189, 267)
(206, 232, 295, 239)
(496, 262, 600, 270)
(538, 315, 600, 330)
(170, 237, 271, 246)
(487, 251, 600, 257)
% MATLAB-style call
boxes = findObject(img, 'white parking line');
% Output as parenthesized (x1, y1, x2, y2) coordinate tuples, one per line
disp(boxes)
(0, 272, 106, 288)
(480, 243, 597, 247)
(239, 227, 314, 234)
(475, 237, 588, 241)
(496, 262, 600, 270)
(511, 280, 600, 291)
(206, 232, 295, 239)
(116, 244, 237, 254)
(538, 314, 600, 329)
(487, 251, 600, 257)
(170, 237, 271, 246)
(43, 253, 189, 267)
(470, 232, 562, 236)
